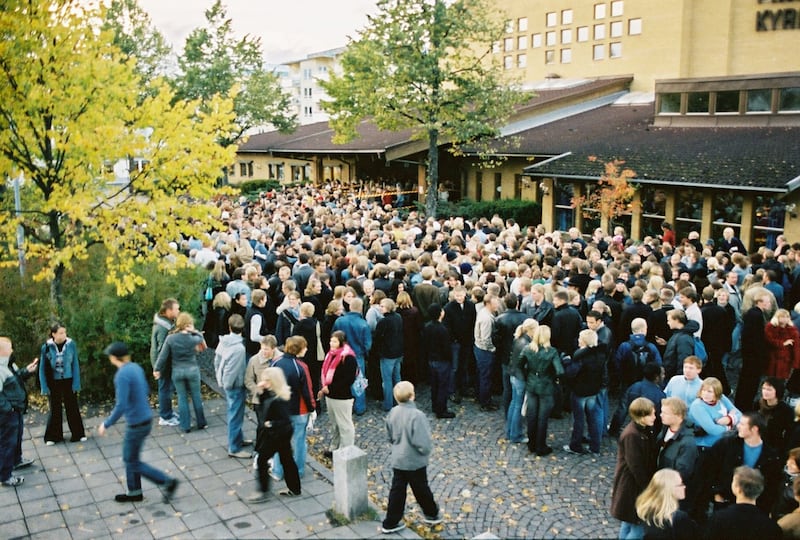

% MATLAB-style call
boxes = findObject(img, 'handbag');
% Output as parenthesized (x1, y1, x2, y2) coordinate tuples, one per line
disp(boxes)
(351, 368, 368, 398)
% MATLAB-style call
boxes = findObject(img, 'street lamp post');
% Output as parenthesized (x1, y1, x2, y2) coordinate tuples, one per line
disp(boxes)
(12, 171, 24, 278)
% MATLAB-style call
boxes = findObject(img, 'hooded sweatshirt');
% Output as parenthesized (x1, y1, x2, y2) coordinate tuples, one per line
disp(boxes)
(214, 333, 247, 391)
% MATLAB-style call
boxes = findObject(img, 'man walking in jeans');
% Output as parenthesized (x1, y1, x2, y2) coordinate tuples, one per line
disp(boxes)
(214, 314, 252, 459)
(381, 381, 443, 533)
(150, 298, 180, 426)
(474, 295, 499, 411)
(98, 342, 178, 503)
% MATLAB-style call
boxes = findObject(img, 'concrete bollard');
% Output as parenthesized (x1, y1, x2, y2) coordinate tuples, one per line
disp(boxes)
(333, 445, 368, 521)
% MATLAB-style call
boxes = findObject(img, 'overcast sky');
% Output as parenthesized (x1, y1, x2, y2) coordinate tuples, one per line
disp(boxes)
(136, 0, 377, 64)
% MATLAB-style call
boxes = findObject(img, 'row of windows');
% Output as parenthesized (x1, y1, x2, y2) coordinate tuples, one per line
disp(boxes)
(658, 87, 800, 115)
(507, 2, 625, 33)
(500, 19, 641, 53)
(504, 43, 623, 69)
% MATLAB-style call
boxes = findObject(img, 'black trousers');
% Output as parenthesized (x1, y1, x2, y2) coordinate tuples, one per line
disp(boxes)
(429, 361, 451, 415)
(255, 433, 301, 495)
(44, 378, 85, 443)
(382, 467, 438, 528)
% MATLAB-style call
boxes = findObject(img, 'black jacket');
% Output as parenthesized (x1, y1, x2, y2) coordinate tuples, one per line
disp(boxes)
(657, 424, 698, 486)
(551, 304, 583, 356)
(708, 435, 783, 513)
(524, 300, 554, 327)
(492, 309, 528, 366)
(421, 321, 451, 364)
(663, 320, 700, 379)
(443, 300, 476, 345)
(0, 358, 33, 414)
(705, 503, 781, 540)
(374, 311, 404, 359)
(571, 346, 605, 397)
(255, 390, 293, 454)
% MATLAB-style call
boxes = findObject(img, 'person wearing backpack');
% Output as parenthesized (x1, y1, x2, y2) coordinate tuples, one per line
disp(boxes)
(663, 310, 699, 381)
(614, 318, 662, 394)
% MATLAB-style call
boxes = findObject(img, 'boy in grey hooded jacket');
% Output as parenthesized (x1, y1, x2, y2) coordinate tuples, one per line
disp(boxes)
(214, 315, 251, 457)
(381, 381, 443, 533)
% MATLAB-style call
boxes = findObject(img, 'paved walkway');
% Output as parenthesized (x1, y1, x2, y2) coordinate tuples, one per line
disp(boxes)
(4, 398, 417, 540)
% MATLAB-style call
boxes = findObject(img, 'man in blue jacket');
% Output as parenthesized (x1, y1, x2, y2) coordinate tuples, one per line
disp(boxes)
(0, 337, 38, 487)
(333, 297, 371, 415)
(98, 342, 178, 504)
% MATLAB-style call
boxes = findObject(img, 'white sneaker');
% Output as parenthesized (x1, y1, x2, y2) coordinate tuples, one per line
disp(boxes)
(159, 416, 180, 427)
(45, 441, 56, 446)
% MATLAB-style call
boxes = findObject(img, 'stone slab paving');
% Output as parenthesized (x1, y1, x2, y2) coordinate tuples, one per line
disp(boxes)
(310, 386, 620, 539)
(5, 397, 405, 540)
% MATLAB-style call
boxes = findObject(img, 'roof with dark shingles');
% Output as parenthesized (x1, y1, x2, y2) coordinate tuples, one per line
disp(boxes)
(236, 77, 633, 155)
(517, 105, 800, 191)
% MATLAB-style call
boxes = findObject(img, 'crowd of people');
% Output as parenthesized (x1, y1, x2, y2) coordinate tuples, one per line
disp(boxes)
(6, 181, 800, 536)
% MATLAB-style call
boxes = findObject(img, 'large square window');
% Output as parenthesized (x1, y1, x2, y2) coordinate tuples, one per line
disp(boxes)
(518, 17, 528, 32)
(562, 9, 573, 25)
(546, 12, 557, 27)
(594, 24, 606, 40)
(611, 1, 624, 17)
(504, 37, 514, 52)
(609, 42, 622, 58)
(561, 29, 572, 44)
(593, 44, 605, 60)
(545, 50, 555, 64)
(517, 54, 527, 68)
(504, 56, 513, 69)
(518, 35, 528, 49)
(610, 21, 623, 38)
(715, 91, 740, 113)
(747, 89, 772, 112)
(532, 33, 542, 48)
(779, 88, 800, 112)
(561, 49, 572, 63)
(687, 92, 710, 113)
(577, 26, 589, 42)
(546, 31, 557, 46)
(595, 3, 606, 19)
(629, 18, 642, 35)
(659, 93, 681, 113)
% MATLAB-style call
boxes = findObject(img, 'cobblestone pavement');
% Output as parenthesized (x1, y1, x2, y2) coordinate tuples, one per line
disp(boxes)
(309, 385, 620, 539)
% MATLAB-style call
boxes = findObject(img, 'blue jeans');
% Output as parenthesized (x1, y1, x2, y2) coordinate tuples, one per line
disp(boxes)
(430, 361, 452, 415)
(570, 393, 603, 453)
(0, 410, 20, 482)
(501, 364, 513, 414)
(123, 421, 170, 494)
(353, 356, 366, 414)
(473, 346, 494, 407)
(272, 414, 309, 479)
(172, 366, 206, 431)
(599, 387, 610, 430)
(380, 357, 403, 411)
(224, 387, 246, 453)
(157, 375, 176, 420)
(526, 391, 555, 453)
(619, 521, 644, 539)
(450, 343, 461, 396)
(506, 376, 527, 442)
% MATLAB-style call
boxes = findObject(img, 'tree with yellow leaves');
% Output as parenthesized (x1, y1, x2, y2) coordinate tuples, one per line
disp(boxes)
(0, 0, 236, 313)
(572, 158, 638, 222)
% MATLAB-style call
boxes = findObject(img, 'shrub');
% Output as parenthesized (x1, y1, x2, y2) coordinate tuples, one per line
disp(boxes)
(0, 246, 206, 402)
(421, 198, 541, 226)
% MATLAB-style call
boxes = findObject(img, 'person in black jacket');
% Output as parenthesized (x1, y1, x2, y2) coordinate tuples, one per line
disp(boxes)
(318, 331, 358, 457)
(551, 290, 583, 419)
(493, 294, 528, 415)
(658, 397, 698, 512)
(375, 299, 405, 412)
(736, 290, 771, 411)
(706, 466, 782, 540)
(564, 329, 606, 455)
(707, 412, 782, 516)
(443, 286, 476, 403)
(662, 311, 699, 381)
(245, 367, 301, 503)
(1, 337, 39, 486)
(700, 287, 733, 393)
(423, 304, 455, 419)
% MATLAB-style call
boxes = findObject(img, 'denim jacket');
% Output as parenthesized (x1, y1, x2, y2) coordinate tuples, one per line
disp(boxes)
(39, 338, 81, 394)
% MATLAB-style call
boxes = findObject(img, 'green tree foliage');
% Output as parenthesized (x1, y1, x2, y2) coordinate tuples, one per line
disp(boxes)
(102, 0, 173, 96)
(0, 252, 205, 402)
(0, 0, 236, 314)
(321, 0, 529, 218)
(172, 0, 296, 147)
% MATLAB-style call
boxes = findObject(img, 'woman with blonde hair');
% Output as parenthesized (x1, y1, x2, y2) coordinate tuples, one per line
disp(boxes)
(155, 313, 207, 432)
(765, 308, 800, 379)
(517, 325, 563, 456)
(245, 367, 300, 502)
(636, 468, 697, 539)
(506, 319, 538, 444)
(203, 291, 232, 349)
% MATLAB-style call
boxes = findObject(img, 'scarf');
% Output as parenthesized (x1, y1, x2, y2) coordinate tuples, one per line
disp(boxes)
(321, 344, 355, 386)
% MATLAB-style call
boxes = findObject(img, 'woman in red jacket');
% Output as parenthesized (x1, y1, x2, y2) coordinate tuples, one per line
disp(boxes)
(765, 309, 800, 379)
